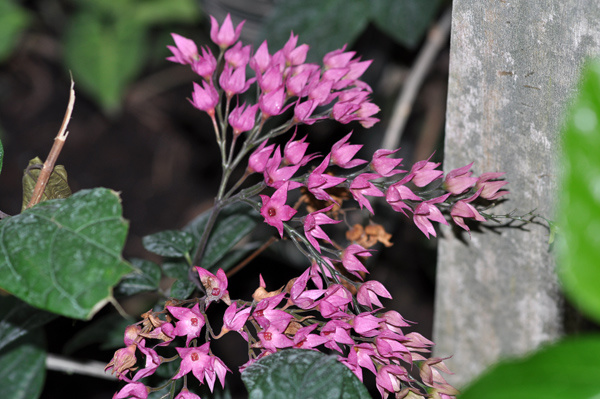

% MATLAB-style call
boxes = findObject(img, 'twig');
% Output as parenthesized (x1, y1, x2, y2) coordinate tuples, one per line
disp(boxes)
(46, 353, 116, 381)
(26, 77, 75, 209)
(381, 8, 452, 150)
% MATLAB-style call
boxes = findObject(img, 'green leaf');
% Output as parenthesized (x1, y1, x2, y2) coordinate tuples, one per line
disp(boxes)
(259, 0, 370, 63)
(143, 230, 194, 258)
(370, 0, 443, 49)
(184, 202, 260, 271)
(459, 336, 600, 399)
(0, 0, 32, 63)
(557, 59, 600, 323)
(0, 296, 56, 352)
(169, 279, 196, 299)
(0, 328, 46, 399)
(0, 188, 132, 320)
(162, 258, 190, 279)
(114, 258, 162, 296)
(63, 313, 132, 354)
(63, 12, 146, 113)
(22, 157, 72, 211)
(241, 349, 371, 399)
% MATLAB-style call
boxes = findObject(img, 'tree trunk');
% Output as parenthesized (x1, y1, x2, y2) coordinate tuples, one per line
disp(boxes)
(433, 1, 600, 387)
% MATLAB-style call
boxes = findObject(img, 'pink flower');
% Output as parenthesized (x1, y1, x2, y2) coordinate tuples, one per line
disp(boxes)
(292, 324, 328, 349)
(375, 330, 411, 362)
(253, 293, 293, 331)
(221, 302, 251, 340)
(303, 204, 341, 252)
(293, 99, 322, 125)
(283, 133, 316, 166)
(444, 162, 478, 194)
(174, 343, 230, 392)
(349, 173, 384, 214)
(257, 325, 293, 352)
(451, 189, 486, 232)
(321, 320, 354, 353)
(318, 284, 353, 318)
(167, 34, 198, 65)
(113, 382, 149, 399)
(380, 310, 412, 334)
(308, 79, 336, 105)
(258, 65, 283, 92)
(385, 179, 421, 216)
(174, 388, 201, 399)
(476, 172, 509, 200)
(132, 344, 161, 381)
(105, 344, 137, 380)
(259, 87, 287, 118)
(356, 280, 392, 309)
(263, 147, 302, 189)
(247, 141, 275, 173)
(413, 193, 451, 238)
(167, 303, 205, 346)
(330, 132, 367, 169)
(224, 41, 251, 68)
(229, 102, 258, 135)
(219, 64, 254, 97)
(323, 45, 356, 69)
(209, 13, 244, 48)
(340, 244, 371, 278)
(289, 268, 325, 309)
(410, 155, 443, 187)
(280, 32, 309, 66)
(196, 267, 231, 307)
(260, 182, 297, 237)
(351, 312, 382, 337)
(375, 364, 409, 399)
(191, 46, 217, 80)
(370, 149, 404, 177)
(250, 41, 271, 74)
(307, 154, 346, 202)
(189, 81, 219, 116)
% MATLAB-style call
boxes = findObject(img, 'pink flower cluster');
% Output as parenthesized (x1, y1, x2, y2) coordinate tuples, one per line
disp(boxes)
(108, 13, 509, 399)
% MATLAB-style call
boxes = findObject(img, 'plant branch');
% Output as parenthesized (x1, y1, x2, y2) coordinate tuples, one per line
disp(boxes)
(381, 7, 452, 150)
(26, 77, 75, 209)
(46, 354, 116, 380)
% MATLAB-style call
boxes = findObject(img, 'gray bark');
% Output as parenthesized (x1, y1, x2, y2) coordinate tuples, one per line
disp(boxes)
(434, 1, 600, 387)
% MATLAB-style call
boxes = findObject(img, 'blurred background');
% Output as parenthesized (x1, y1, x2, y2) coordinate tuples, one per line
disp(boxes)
(0, 0, 451, 397)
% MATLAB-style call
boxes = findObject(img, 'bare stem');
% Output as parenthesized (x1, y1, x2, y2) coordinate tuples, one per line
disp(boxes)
(26, 77, 76, 209)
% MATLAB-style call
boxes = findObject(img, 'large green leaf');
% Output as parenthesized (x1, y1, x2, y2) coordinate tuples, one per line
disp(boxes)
(0, 328, 46, 399)
(0, 296, 56, 352)
(63, 12, 146, 113)
(242, 349, 371, 399)
(0, 0, 32, 63)
(370, 0, 443, 49)
(184, 202, 260, 271)
(459, 336, 600, 399)
(557, 59, 600, 323)
(0, 188, 132, 320)
(259, 0, 371, 64)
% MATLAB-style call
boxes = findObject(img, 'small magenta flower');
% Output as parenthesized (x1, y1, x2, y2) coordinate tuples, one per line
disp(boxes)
(413, 193, 451, 238)
(250, 40, 271, 74)
(224, 41, 252, 68)
(196, 267, 231, 307)
(351, 312, 382, 337)
(263, 147, 302, 189)
(259, 87, 287, 118)
(191, 46, 217, 80)
(167, 33, 198, 65)
(292, 324, 328, 349)
(476, 172, 509, 200)
(258, 65, 284, 92)
(219, 64, 254, 97)
(370, 149, 404, 177)
(293, 99, 321, 125)
(132, 344, 161, 381)
(385, 179, 421, 216)
(189, 80, 219, 117)
(376, 364, 409, 399)
(303, 204, 340, 252)
(451, 189, 486, 233)
(340, 244, 371, 278)
(349, 173, 384, 214)
(209, 13, 244, 48)
(219, 302, 251, 340)
(321, 319, 354, 353)
(257, 325, 294, 352)
(105, 344, 137, 379)
(259, 181, 297, 237)
(357, 280, 392, 309)
(411, 155, 443, 187)
(330, 132, 367, 168)
(174, 388, 201, 399)
(307, 154, 346, 202)
(247, 141, 275, 173)
(283, 134, 316, 166)
(167, 303, 205, 346)
(173, 343, 210, 381)
(444, 162, 478, 194)
(228, 102, 258, 136)
(280, 32, 309, 66)
(113, 382, 149, 399)
(253, 292, 293, 331)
